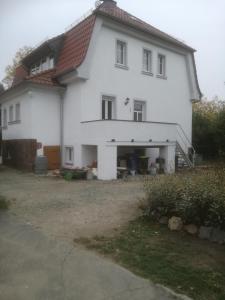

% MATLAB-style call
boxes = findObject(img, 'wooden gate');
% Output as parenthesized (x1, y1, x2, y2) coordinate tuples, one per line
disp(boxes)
(43, 146, 60, 170)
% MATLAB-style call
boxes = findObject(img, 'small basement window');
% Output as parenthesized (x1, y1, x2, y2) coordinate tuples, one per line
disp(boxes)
(65, 146, 74, 165)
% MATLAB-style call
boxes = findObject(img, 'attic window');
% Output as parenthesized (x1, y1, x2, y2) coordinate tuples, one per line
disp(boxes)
(30, 55, 55, 75)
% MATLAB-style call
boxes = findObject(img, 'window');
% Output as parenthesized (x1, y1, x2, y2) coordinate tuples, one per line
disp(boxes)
(40, 57, 48, 71)
(65, 147, 74, 164)
(3, 109, 7, 128)
(116, 40, 127, 66)
(49, 55, 54, 69)
(9, 105, 13, 122)
(15, 103, 21, 121)
(30, 55, 55, 75)
(143, 49, 152, 73)
(102, 96, 115, 120)
(134, 101, 145, 122)
(158, 54, 166, 77)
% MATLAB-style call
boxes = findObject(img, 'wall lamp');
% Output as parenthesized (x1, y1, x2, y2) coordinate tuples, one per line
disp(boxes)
(149, 139, 152, 142)
(111, 139, 116, 142)
(166, 139, 170, 142)
(124, 97, 130, 105)
(131, 139, 134, 142)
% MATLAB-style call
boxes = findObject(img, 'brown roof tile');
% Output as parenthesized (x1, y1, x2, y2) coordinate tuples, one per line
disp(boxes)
(26, 69, 61, 87)
(10, 0, 195, 90)
(12, 65, 29, 86)
(55, 14, 96, 76)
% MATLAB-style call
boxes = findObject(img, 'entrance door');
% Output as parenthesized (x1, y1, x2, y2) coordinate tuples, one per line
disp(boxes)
(43, 146, 60, 170)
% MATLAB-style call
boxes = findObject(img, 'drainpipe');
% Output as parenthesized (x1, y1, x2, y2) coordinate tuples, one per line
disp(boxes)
(59, 91, 65, 169)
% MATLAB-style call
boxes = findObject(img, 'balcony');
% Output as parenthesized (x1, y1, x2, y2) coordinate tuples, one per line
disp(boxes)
(81, 119, 179, 146)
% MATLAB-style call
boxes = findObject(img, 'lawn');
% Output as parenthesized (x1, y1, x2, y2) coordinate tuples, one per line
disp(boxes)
(76, 217, 225, 300)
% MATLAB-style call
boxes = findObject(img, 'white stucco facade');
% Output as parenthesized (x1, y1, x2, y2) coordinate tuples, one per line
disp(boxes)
(1, 86, 61, 156)
(60, 18, 199, 179)
(0, 13, 201, 179)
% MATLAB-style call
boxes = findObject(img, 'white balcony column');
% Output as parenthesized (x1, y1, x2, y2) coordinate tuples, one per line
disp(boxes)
(97, 144, 117, 180)
(159, 144, 176, 174)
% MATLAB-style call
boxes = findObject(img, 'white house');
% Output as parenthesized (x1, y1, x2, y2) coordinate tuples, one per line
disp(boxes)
(0, 0, 201, 179)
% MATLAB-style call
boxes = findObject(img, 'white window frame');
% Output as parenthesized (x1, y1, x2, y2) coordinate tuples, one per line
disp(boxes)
(9, 105, 13, 123)
(102, 95, 116, 120)
(15, 103, 21, 122)
(142, 48, 153, 74)
(157, 54, 166, 77)
(65, 146, 74, 165)
(116, 40, 128, 68)
(133, 100, 146, 122)
(3, 108, 7, 128)
(30, 55, 55, 75)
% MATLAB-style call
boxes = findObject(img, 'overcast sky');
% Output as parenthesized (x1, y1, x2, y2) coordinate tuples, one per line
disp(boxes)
(0, 0, 225, 100)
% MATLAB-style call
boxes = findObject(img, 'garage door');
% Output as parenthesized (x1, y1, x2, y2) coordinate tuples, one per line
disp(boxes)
(43, 146, 60, 170)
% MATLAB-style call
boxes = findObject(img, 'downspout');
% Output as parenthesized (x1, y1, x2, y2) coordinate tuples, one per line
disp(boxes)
(59, 91, 65, 168)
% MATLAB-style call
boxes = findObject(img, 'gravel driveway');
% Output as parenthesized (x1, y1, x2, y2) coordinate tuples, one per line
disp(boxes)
(0, 167, 144, 240)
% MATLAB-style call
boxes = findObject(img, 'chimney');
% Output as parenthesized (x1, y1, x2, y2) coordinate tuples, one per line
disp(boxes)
(100, 0, 117, 7)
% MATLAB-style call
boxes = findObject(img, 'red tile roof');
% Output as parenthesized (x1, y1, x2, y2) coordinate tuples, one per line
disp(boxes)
(12, 65, 28, 86)
(26, 69, 61, 87)
(10, 0, 194, 90)
(55, 1, 194, 77)
(55, 15, 96, 76)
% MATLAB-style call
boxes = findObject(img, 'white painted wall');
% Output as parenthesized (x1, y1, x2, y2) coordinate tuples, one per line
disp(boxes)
(1, 92, 33, 140)
(30, 89, 61, 155)
(80, 24, 193, 141)
(1, 17, 196, 178)
(82, 145, 97, 167)
(61, 20, 194, 174)
(1, 88, 61, 155)
(62, 80, 83, 167)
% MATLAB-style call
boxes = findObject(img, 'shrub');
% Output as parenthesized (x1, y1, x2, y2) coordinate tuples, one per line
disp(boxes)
(144, 169, 225, 229)
(193, 100, 225, 159)
(0, 195, 9, 210)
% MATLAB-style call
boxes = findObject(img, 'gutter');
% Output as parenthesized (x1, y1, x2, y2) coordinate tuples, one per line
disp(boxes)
(191, 53, 203, 100)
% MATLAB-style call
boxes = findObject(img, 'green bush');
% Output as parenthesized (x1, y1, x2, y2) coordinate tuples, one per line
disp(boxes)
(144, 169, 225, 229)
(62, 169, 87, 181)
(193, 100, 225, 159)
(0, 195, 9, 210)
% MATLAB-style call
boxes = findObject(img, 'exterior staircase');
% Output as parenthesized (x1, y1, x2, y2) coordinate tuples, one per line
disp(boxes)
(175, 142, 195, 169)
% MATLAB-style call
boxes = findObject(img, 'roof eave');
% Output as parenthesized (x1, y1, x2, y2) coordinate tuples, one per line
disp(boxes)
(0, 80, 65, 102)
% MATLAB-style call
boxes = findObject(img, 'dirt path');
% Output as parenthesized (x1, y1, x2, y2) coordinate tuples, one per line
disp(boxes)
(0, 167, 144, 240)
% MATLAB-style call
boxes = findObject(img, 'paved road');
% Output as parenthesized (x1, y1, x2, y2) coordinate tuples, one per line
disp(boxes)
(0, 212, 191, 300)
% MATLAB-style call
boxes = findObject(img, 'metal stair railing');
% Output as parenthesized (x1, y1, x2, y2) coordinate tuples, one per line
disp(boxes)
(175, 124, 196, 167)
(176, 141, 194, 168)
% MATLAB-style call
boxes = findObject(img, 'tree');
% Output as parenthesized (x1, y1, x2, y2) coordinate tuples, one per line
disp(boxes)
(2, 46, 33, 89)
(193, 99, 225, 159)
(0, 83, 4, 94)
